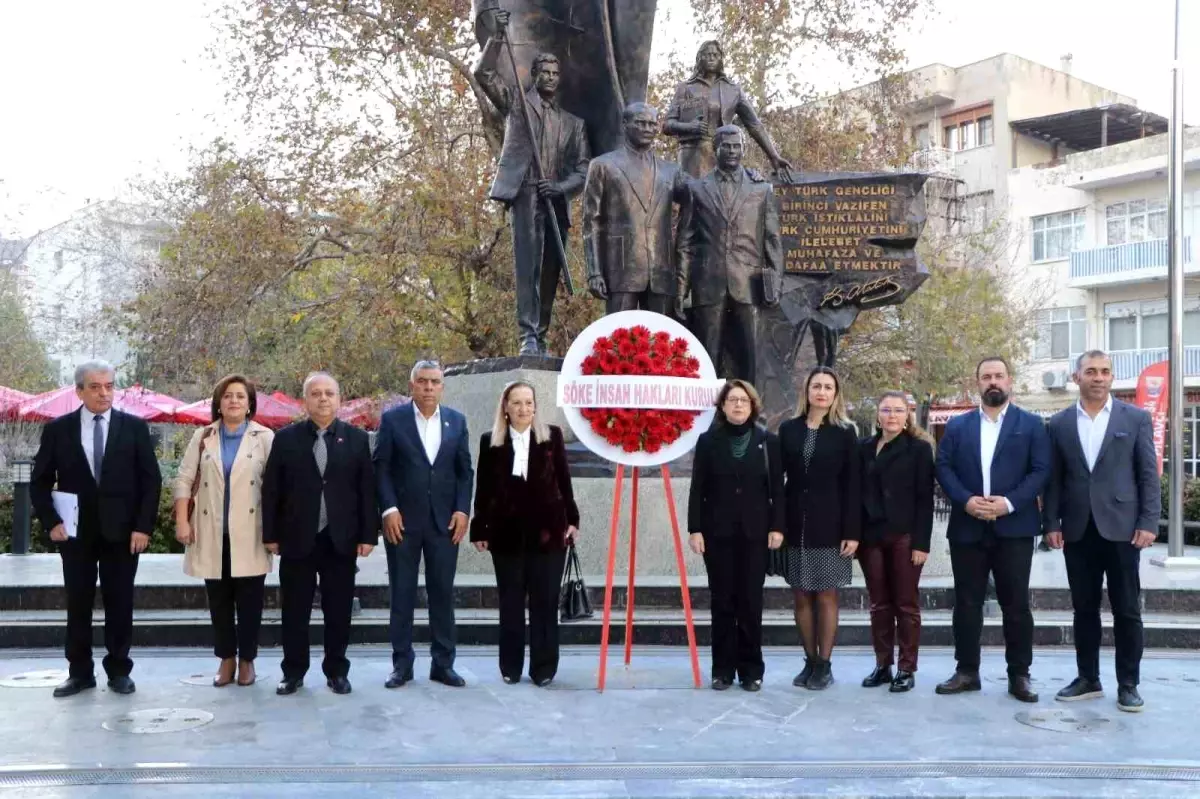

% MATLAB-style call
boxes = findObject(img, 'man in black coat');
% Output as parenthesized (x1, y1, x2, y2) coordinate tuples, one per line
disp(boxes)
(1042, 350, 1160, 712)
(31, 361, 162, 698)
(263, 372, 376, 696)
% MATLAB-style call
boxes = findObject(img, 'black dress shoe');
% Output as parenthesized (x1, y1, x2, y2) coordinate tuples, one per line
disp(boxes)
(792, 658, 814, 687)
(890, 671, 915, 693)
(1117, 685, 1144, 713)
(276, 677, 304, 695)
(384, 669, 414, 689)
(53, 676, 96, 698)
(327, 676, 352, 695)
(711, 677, 733, 691)
(741, 679, 762, 693)
(1008, 674, 1039, 703)
(935, 670, 981, 695)
(533, 676, 554, 688)
(502, 674, 520, 685)
(107, 676, 136, 695)
(430, 667, 466, 687)
(1056, 677, 1104, 702)
(862, 665, 893, 688)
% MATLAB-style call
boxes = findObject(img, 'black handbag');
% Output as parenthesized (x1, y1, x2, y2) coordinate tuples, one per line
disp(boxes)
(559, 542, 594, 622)
(763, 435, 788, 577)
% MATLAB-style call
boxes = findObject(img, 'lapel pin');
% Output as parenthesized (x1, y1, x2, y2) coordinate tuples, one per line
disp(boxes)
(337, 438, 344, 444)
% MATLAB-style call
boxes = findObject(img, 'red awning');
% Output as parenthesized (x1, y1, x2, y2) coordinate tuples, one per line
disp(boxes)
(0, 386, 32, 421)
(18, 386, 174, 423)
(336, 395, 410, 430)
(175, 392, 304, 429)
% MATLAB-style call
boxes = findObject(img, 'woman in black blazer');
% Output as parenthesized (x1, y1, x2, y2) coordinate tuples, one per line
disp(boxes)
(857, 391, 934, 693)
(779, 366, 860, 691)
(687, 380, 785, 692)
(470, 381, 579, 687)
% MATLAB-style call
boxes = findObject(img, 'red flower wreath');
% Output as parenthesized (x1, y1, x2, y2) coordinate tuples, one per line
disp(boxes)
(578, 325, 703, 454)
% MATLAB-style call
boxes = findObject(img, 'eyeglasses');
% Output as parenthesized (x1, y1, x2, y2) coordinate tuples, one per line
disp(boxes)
(724, 397, 752, 406)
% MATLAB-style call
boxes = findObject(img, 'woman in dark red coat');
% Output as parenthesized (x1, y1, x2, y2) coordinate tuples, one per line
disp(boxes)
(470, 381, 580, 686)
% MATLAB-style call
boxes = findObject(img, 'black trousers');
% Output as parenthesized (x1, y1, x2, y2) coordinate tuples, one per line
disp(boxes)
(703, 534, 768, 682)
(280, 532, 357, 680)
(491, 548, 568, 681)
(689, 299, 758, 386)
(60, 534, 139, 679)
(1064, 518, 1143, 686)
(606, 291, 674, 316)
(204, 533, 266, 662)
(949, 534, 1034, 676)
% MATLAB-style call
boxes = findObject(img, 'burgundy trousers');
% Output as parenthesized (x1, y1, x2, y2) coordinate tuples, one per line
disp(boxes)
(859, 532, 924, 672)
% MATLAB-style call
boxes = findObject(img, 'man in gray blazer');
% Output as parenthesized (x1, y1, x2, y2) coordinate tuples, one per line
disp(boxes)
(1042, 349, 1160, 713)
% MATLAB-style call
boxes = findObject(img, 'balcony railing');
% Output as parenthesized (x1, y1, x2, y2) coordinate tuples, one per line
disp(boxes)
(906, 147, 956, 176)
(1069, 237, 1194, 284)
(1110, 347, 1200, 381)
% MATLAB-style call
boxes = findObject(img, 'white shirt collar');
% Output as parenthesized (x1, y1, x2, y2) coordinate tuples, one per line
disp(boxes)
(86, 408, 112, 423)
(979, 402, 1010, 423)
(511, 426, 532, 445)
(415, 403, 441, 423)
(1076, 394, 1113, 418)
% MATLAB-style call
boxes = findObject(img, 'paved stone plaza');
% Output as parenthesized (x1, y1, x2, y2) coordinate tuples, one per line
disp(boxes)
(1, 645, 1199, 797)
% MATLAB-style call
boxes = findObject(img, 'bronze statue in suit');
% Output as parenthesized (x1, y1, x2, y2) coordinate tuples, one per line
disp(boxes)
(477, 32, 590, 355)
(664, 41, 791, 178)
(582, 102, 689, 316)
(682, 125, 783, 386)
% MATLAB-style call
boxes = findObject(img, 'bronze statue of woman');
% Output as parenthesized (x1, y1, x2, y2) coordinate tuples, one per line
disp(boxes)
(663, 40, 791, 178)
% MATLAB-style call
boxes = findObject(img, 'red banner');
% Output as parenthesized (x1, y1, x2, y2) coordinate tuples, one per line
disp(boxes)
(1134, 360, 1170, 475)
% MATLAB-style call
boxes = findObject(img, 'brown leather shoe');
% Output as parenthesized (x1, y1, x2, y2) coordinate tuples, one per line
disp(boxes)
(935, 670, 981, 695)
(237, 659, 256, 686)
(1008, 674, 1039, 703)
(213, 658, 236, 688)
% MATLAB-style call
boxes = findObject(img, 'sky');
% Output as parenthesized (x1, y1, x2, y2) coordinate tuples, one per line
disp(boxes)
(1, 0, 1196, 238)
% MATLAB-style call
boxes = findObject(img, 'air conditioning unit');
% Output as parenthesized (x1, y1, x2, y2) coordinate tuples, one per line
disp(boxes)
(1042, 369, 1071, 390)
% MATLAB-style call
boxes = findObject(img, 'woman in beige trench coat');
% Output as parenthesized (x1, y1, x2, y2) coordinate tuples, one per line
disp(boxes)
(174, 375, 275, 687)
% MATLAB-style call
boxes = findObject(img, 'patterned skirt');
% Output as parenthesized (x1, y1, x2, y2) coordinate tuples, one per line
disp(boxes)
(783, 545, 852, 592)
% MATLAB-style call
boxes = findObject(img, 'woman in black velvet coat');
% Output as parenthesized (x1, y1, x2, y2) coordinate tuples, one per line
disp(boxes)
(470, 381, 579, 687)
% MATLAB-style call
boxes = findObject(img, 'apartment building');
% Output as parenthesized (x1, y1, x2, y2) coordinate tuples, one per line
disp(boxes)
(17, 201, 167, 384)
(1010, 128, 1200, 468)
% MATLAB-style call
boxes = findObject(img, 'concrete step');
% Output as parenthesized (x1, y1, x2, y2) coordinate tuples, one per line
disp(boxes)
(4, 579, 1196, 613)
(3, 607, 1198, 649)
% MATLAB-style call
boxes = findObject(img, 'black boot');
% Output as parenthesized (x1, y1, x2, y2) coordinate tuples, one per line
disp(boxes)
(806, 658, 833, 691)
(792, 657, 815, 687)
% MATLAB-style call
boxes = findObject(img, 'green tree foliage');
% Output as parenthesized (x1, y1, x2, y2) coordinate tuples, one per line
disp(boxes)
(0, 268, 57, 393)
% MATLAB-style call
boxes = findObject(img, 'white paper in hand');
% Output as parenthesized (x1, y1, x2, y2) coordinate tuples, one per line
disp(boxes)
(50, 491, 79, 539)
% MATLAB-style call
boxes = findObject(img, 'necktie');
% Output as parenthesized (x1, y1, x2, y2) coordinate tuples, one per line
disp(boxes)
(92, 415, 104, 483)
(314, 429, 328, 532)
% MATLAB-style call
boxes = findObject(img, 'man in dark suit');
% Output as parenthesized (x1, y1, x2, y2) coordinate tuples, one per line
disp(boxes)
(31, 361, 162, 698)
(681, 125, 783, 385)
(934, 356, 1050, 702)
(1042, 350, 1159, 712)
(375, 360, 474, 688)
(262, 372, 376, 696)
(477, 31, 590, 356)
(582, 102, 689, 316)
